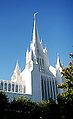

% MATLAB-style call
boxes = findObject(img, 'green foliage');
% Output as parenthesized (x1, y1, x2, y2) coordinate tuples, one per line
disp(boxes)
(0, 91, 8, 119)
(38, 99, 59, 119)
(58, 54, 73, 102)
(9, 96, 39, 119)
(0, 91, 8, 112)
(57, 52, 73, 119)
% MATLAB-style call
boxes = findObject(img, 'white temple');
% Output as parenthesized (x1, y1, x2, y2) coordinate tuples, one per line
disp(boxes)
(0, 14, 64, 102)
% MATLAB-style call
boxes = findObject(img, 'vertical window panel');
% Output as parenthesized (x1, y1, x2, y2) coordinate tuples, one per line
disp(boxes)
(0, 81, 3, 90)
(19, 85, 22, 93)
(44, 80, 47, 100)
(23, 86, 25, 93)
(4, 82, 7, 91)
(53, 80, 56, 99)
(47, 79, 50, 99)
(12, 84, 14, 92)
(41, 78, 44, 100)
(50, 81, 53, 99)
(15, 84, 18, 92)
(8, 83, 11, 91)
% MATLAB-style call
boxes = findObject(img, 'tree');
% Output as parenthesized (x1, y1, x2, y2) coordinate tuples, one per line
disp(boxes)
(38, 99, 59, 119)
(0, 91, 8, 118)
(58, 52, 73, 101)
(9, 96, 39, 119)
(58, 52, 73, 119)
(0, 91, 8, 111)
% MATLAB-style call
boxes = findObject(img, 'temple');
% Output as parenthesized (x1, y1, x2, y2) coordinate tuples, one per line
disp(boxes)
(0, 14, 64, 102)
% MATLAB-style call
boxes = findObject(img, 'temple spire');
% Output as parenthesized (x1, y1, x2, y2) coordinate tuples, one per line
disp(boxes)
(32, 12, 40, 45)
(14, 60, 21, 74)
(11, 60, 21, 82)
(56, 53, 62, 68)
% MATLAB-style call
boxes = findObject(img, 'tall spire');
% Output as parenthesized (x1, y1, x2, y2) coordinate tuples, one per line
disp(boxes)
(56, 53, 62, 68)
(11, 60, 21, 82)
(32, 12, 40, 46)
(14, 60, 21, 74)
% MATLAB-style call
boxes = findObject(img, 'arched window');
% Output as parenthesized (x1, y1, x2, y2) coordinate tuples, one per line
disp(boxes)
(8, 83, 11, 91)
(12, 84, 14, 92)
(4, 82, 7, 91)
(19, 85, 22, 93)
(15, 84, 18, 92)
(0, 81, 3, 90)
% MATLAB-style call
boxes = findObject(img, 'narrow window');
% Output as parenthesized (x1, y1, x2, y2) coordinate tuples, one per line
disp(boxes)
(40, 58, 41, 65)
(47, 79, 50, 99)
(15, 84, 18, 92)
(53, 80, 56, 99)
(24, 86, 25, 93)
(42, 59, 44, 66)
(19, 85, 22, 93)
(41, 78, 44, 100)
(8, 83, 11, 91)
(44, 80, 47, 100)
(4, 83, 7, 91)
(0, 81, 3, 90)
(37, 49, 39, 54)
(12, 84, 14, 92)
(50, 81, 53, 99)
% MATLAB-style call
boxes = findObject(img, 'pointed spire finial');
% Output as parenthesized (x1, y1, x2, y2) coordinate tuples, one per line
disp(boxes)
(33, 12, 38, 24)
(33, 12, 38, 27)
(34, 12, 38, 18)
(32, 12, 40, 44)
(14, 60, 21, 73)
(16, 59, 18, 65)
(15, 59, 19, 69)
(11, 60, 21, 82)
(57, 53, 60, 64)
(56, 53, 62, 67)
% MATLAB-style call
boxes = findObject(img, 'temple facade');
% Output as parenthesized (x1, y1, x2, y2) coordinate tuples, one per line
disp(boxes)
(0, 14, 63, 102)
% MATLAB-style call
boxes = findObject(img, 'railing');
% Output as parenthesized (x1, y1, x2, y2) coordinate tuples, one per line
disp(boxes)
(0, 80, 25, 94)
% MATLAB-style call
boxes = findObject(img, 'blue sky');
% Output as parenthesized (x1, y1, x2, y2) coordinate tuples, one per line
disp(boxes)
(0, 0, 73, 79)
